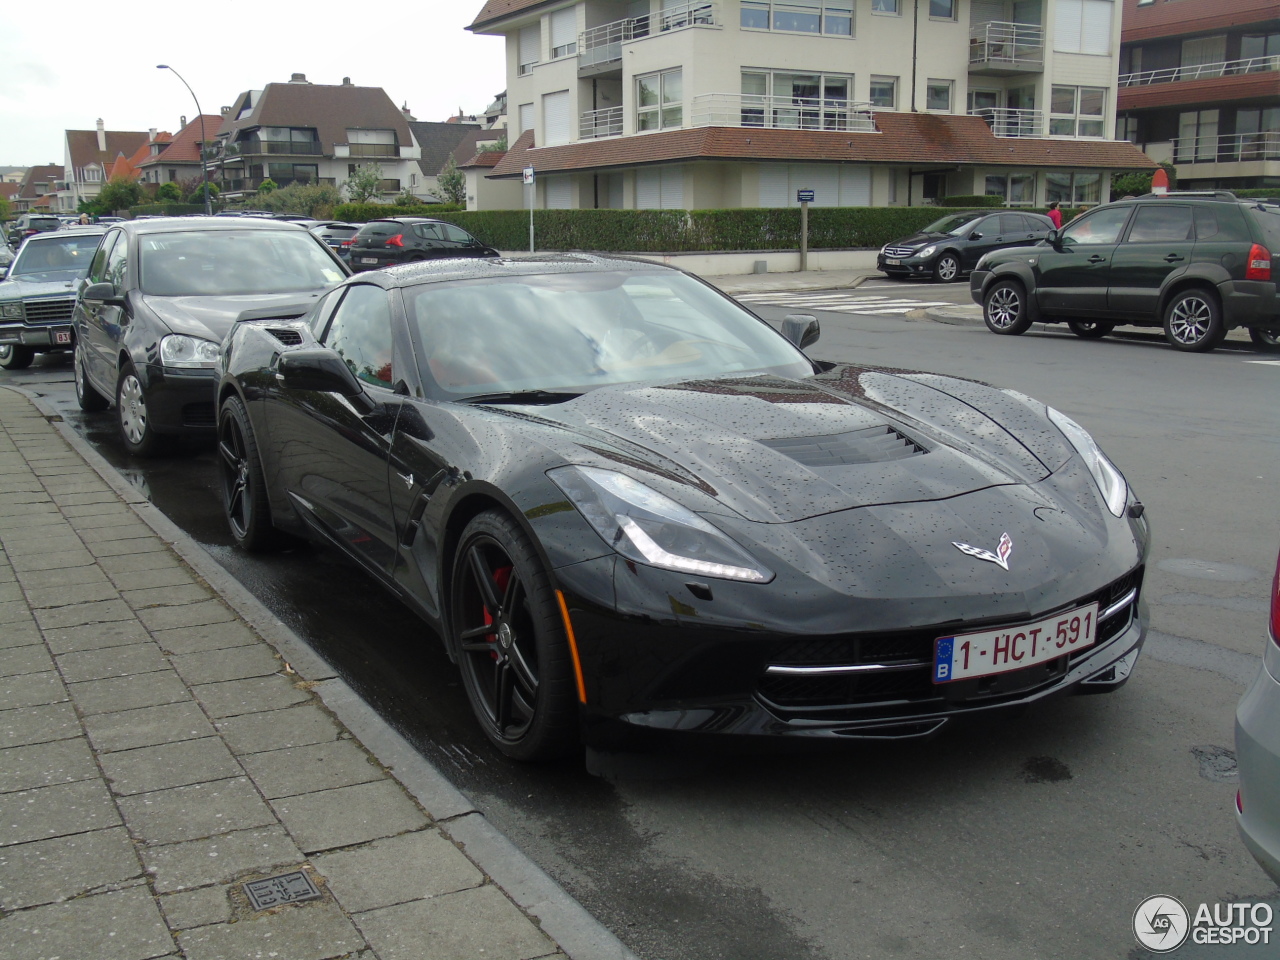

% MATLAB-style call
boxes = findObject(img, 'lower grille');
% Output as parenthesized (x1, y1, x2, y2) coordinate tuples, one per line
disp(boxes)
(23, 297, 75, 324)
(883, 246, 917, 259)
(182, 402, 216, 428)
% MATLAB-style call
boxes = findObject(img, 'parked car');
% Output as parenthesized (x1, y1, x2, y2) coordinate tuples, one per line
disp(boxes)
(7, 213, 63, 248)
(878, 210, 1055, 282)
(96, 216, 126, 224)
(309, 221, 358, 262)
(216, 255, 1149, 761)
(0, 226, 106, 370)
(971, 191, 1280, 352)
(1235, 546, 1280, 885)
(0, 238, 14, 278)
(72, 218, 349, 455)
(348, 218, 498, 272)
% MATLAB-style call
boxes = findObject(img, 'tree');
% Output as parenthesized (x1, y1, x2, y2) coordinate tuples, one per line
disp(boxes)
(156, 182, 182, 203)
(187, 181, 220, 206)
(234, 181, 342, 218)
(429, 153, 466, 206)
(0, 194, 9, 222)
(258, 178, 279, 195)
(1110, 161, 1176, 201)
(343, 163, 384, 203)
(478, 137, 508, 153)
(96, 176, 143, 215)
(394, 188, 423, 206)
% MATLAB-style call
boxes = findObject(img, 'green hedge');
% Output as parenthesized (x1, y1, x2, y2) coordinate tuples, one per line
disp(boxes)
(127, 203, 207, 218)
(936, 195, 1006, 208)
(333, 202, 463, 222)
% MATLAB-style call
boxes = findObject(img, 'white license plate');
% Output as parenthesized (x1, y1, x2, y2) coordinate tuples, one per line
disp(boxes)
(358, 258, 379, 265)
(885, 258, 901, 265)
(933, 602, 1099, 683)
(54, 330, 71, 345)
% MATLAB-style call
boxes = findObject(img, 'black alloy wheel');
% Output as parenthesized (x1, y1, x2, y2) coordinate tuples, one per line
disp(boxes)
(74, 342, 108, 412)
(0, 344, 35, 370)
(1067, 320, 1115, 340)
(983, 279, 1032, 335)
(116, 360, 165, 456)
(450, 510, 578, 761)
(217, 395, 277, 551)
(1163, 288, 1225, 352)
(1248, 325, 1280, 353)
(933, 253, 961, 283)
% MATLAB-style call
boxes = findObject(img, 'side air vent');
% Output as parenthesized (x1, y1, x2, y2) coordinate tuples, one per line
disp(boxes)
(760, 425, 926, 466)
(267, 328, 304, 346)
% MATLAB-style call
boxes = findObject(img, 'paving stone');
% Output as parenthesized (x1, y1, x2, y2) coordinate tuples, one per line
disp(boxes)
(53, 491, 119, 506)
(117, 776, 277, 845)
(77, 522, 154, 544)
(10, 548, 96, 572)
(83, 700, 217, 754)
(100, 736, 243, 796)
(62, 502, 134, 518)
(0, 737, 99, 793)
(2, 534, 85, 556)
(141, 825, 302, 894)
(0, 670, 68, 710)
(110, 566, 201, 592)
(124, 583, 215, 608)
(34, 597, 136, 630)
(354, 884, 556, 960)
(314, 830, 483, 914)
(69, 669, 192, 716)
(241, 740, 383, 800)
(195, 674, 312, 719)
(0, 643, 54, 677)
(138, 599, 236, 632)
(0, 620, 41, 649)
(178, 898, 366, 960)
(173, 645, 281, 686)
(0, 599, 35, 624)
(0, 701, 82, 748)
(217, 705, 342, 756)
(25, 578, 123, 608)
(43, 618, 153, 654)
(160, 885, 232, 931)
(0, 778, 122, 846)
(16, 563, 110, 590)
(69, 510, 146, 529)
(0, 883, 174, 960)
(151, 620, 259, 656)
(42, 479, 112, 496)
(0, 581, 22, 602)
(272, 780, 428, 854)
(89, 537, 169, 559)
(97, 551, 185, 576)
(0, 826, 142, 911)
(56, 641, 170, 683)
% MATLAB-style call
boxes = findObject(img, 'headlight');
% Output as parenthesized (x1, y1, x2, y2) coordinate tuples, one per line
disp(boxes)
(160, 334, 221, 368)
(0, 301, 23, 319)
(548, 465, 774, 583)
(918, 245, 937, 259)
(1047, 407, 1128, 517)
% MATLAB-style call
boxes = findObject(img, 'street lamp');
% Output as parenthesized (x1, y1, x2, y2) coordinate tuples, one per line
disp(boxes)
(156, 65, 212, 215)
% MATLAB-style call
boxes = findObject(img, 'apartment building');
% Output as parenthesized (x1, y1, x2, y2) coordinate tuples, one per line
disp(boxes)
(468, 0, 1153, 210)
(59, 122, 150, 214)
(1116, 0, 1280, 190)
(138, 115, 223, 188)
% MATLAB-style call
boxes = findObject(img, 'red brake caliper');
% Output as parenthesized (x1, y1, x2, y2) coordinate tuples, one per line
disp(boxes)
(483, 566, 513, 660)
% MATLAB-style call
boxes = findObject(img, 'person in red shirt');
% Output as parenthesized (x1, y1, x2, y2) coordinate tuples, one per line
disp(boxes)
(1047, 200, 1063, 229)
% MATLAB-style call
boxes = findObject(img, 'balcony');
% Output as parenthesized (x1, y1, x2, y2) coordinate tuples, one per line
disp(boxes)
(691, 93, 875, 133)
(1174, 131, 1280, 164)
(580, 106, 624, 140)
(345, 143, 401, 158)
(206, 140, 325, 161)
(970, 107, 1044, 137)
(579, 1, 718, 76)
(1120, 55, 1280, 87)
(968, 21, 1044, 76)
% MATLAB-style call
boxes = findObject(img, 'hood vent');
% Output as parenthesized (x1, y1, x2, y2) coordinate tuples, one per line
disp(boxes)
(760, 425, 926, 466)
(267, 328, 304, 346)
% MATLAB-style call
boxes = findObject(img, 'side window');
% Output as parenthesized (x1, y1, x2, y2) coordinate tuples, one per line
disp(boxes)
(415, 223, 445, 243)
(441, 224, 475, 246)
(1127, 205, 1193, 243)
(1193, 207, 1221, 240)
(1059, 207, 1131, 246)
(309, 288, 342, 339)
(1000, 215, 1026, 234)
(322, 284, 395, 388)
(88, 232, 118, 283)
(104, 232, 129, 288)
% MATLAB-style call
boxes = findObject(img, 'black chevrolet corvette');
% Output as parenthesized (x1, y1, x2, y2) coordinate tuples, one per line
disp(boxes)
(216, 255, 1149, 760)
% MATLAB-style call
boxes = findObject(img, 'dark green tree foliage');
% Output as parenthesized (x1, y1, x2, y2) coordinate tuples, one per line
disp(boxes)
(96, 176, 144, 214)
(430, 154, 466, 205)
(155, 182, 182, 203)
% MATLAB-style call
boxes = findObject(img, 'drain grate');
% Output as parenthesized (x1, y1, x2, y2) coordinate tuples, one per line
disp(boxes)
(243, 870, 322, 911)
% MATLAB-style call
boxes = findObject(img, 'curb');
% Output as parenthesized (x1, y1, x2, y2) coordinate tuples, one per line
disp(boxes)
(11, 385, 640, 960)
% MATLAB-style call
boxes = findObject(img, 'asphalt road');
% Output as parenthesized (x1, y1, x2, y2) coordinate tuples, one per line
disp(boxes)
(4, 302, 1278, 960)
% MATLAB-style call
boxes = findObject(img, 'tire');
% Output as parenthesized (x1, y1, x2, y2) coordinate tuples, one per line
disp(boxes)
(1163, 288, 1225, 352)
(0, 344, 35, 370)
(73, 342, 108, 412)
(1248, 325, 1280, 353)
(933, 253, 961, 283)
(450, 510, 578, 761)
(983, 279, 1032, 335)
(116, 360, 165, 456)
(217, 395, 278, 551)
(1067, 320, 1115, 340)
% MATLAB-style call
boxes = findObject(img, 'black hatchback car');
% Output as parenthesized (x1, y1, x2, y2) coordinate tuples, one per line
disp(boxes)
(348, 217, 498, 272)
(878, 210, 1055, 282)
(971, 191, 1280, 352)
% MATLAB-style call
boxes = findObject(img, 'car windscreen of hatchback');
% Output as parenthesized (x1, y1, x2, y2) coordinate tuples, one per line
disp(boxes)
(138, 230, 346, 297)
(7, 233, 103, 282)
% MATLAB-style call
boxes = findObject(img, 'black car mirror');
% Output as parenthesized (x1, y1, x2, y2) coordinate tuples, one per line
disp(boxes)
(1046, 228, 1061, 246)
(969, 231, 983, 240)
(83, 282, 124, 305)
(277, 349, 366, 398)
(782, 314, 820, 350)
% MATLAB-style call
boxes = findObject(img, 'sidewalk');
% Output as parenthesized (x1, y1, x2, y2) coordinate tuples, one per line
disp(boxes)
(0, 386, 636, 960)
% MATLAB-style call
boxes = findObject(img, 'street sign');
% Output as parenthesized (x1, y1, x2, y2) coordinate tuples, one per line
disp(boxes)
(523, 166, 536, 185)
(797, 189, 815, 203)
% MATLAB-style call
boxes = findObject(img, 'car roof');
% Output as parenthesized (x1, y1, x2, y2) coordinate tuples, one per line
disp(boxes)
(21, 225, 107, 239)
(112, 217, 309, 235)
(364, 217, 454, 226)
(345, 254, 677, 288)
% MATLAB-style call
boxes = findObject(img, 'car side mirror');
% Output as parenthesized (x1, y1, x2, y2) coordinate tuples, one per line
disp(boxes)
(969, 231, 984, 240)
(1045, 229, 1061, 246)
(782, 314, 820, 350)
(83, 281, 124, 305)
(277, 349, 366, 399)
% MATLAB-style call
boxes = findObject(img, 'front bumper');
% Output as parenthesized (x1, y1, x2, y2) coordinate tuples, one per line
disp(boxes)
(139, 362, 219, 435)
(1235, 640, 1280, 885)
(877, 253, 935, 277)
(0, 322, 74, 349)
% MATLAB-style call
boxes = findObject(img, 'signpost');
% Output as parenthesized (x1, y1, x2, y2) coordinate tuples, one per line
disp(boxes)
(797, 189, 815, 272)
(523, 166, 536, 252)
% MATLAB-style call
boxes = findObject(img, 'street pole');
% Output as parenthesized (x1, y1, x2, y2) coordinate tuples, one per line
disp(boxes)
(797, 189, 814, 272)
(157, 65, 211, 216)
(523, 166, 536, 253)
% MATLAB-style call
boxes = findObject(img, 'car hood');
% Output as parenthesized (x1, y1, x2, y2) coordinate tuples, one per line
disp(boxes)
(887, 231, 951, 249)
(143, 292, 325, 342)
(0, 275, 82, 298)
(506, 365, 1076, 523)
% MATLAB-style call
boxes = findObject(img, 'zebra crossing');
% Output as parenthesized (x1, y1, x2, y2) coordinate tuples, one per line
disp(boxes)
(735, 290, 956, 316)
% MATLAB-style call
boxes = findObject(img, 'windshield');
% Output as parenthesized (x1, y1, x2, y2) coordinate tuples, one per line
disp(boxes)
(7, 233, 102, 281)
(922, 213, 984, 236)
(406, 270, 814, 399)
(138, 230, 346, 296)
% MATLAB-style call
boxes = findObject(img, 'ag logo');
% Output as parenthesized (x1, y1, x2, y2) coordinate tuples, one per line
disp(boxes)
(1133, 895, 1190, 953)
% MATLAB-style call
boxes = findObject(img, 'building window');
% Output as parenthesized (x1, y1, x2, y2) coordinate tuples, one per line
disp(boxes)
(1050, 85, 1105, 137)
(1116, 116, 1139, 142)
(638, 69, 683, 131)
(925, 80, 952, 111)
(519, 23, 540, 76)
(550, 7, 577, 58)
(985, 174, 1036, 206)
(872, 0, 898, 14)
(636, 166, 684, 208)
(543, 90, 572, 145)
(869, 76, 897, 109)
(1046, 171, 1102, 206)
(742, 71, 852, 129)
(1241, 33, 1280, 65)
(1177, 109, 1219, 162)
(740, 1, 853, 37)
(519, 103, 534, 135)
(1181, 35, 1225, 74)
(929, 0, 955, 20)
(1054, 0, 1113, 56)
(84, 166, 102, 182)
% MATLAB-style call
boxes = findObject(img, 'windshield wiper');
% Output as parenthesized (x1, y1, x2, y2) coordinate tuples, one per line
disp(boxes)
(459, 389, 583, 406)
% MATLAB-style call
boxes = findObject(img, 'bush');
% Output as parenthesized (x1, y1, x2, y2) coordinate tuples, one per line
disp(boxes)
(936, 195, 1005, 208)
(128, 203, 206, 218)
(155, 182, 182, 203)
(237, 182, 343, 218)
(333, 202, 463, 222)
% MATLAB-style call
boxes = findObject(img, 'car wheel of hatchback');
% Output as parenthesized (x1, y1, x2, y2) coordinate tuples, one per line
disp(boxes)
(1164, 289, 1225, 352)
(0, 344, 35, 370)
(983, 279, 1032, 335)
(116, 361, 164, 456)
(1067, 320, 1115, 340)
(1248, 325, 1280, 353)
(933, 253, 961, 283)
(74, 343, 109, 412)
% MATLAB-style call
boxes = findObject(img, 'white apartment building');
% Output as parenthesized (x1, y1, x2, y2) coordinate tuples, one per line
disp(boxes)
(469, 0, 1154, 210)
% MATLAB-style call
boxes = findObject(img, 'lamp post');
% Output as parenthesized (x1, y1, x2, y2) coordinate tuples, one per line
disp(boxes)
(156, 65, 211, 215)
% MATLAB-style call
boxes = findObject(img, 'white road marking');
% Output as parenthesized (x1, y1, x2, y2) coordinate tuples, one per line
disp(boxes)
(736, 291, 955, 315)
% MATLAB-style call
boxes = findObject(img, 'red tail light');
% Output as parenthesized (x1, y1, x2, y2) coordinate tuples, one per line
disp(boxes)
(1270, 549, 1279, 648)
(340, 239, 353, 247)
(385, 234, 404, 247)
(1245, 243, 1272, 281)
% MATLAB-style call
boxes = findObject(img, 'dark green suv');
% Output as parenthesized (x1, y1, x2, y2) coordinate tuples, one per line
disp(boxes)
(970, 191, 1280, 352)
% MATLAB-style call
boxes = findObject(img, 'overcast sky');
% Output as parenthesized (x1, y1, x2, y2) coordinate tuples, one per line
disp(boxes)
(0, 0, 507, 167)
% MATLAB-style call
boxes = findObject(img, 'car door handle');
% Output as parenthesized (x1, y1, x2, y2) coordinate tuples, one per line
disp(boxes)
(1087, 255, 1107, 264)
(1164, 254, 1185, 262)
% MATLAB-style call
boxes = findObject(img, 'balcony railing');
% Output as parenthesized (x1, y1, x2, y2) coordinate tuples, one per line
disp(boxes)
(969, 21, 1044, 70)
(1174, 131, 1280, 164)
(206, 140, 324, 160)
(970, 107, 1044, 137)
(579, 1, 718, 69)
(1119, 55, 1280, 86)
(691, 93, 875, 133)
(346, 142, 400, 158)
(580, 106, 624, 139)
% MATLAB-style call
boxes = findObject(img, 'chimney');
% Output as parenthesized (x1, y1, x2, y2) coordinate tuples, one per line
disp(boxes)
(96, 118, 106, 153)
(289, 73, 309, 83)
(220, 106, 232, 118)
(149, 128, 157, 142)
(180, 115, 187, 128)
(342, 77, 352, 86)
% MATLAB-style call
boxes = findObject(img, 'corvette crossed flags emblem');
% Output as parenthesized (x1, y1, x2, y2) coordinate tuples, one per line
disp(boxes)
(953, 532, 1014, 571)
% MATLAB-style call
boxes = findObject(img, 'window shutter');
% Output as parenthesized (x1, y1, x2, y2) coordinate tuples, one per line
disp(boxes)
(1080, 0, 1112, 55)
(659, 166, 683, 208)
(519, 103, 534, 134)
(636, 168, 661, 208)
(759, 165, 788, 207)
(550, 8, 576, 53)
(839, 165, 871, 206)
(1054, 0, 1082, 53)
(519, 24, 540, 66)
(546, 175, 572, 208)
(543, 90, 571, 145)
(971, 0, 1004, 29)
